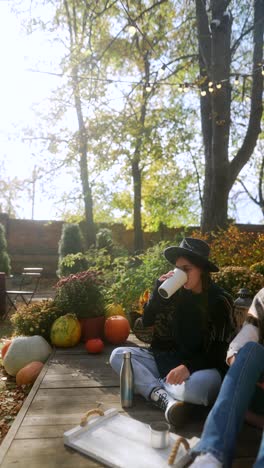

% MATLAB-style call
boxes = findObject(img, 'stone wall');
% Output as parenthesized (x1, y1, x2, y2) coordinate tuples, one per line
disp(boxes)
(0, 213, 264, 277)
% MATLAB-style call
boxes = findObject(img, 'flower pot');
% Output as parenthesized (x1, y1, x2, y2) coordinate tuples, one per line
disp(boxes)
(79, 316, 105, 341)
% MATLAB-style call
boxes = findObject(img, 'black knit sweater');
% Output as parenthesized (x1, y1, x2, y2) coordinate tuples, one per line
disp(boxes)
(142, 280, 235, 378)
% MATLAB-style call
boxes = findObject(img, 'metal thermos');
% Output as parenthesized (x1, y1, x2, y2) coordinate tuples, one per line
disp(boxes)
(120, 351, 134, 408)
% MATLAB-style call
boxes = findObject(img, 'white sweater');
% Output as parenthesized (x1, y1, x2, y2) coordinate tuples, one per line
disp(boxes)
(226, 288, 264, 363)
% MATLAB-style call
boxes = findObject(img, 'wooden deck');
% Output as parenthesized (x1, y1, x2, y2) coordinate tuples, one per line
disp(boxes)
(0, 335, 261, 467)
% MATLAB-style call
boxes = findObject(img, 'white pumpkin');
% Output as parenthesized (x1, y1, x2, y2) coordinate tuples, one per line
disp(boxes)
(3, 335, 52, 376)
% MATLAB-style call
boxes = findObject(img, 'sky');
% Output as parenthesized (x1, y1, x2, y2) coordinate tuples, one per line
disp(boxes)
(0, 1, 262, 224)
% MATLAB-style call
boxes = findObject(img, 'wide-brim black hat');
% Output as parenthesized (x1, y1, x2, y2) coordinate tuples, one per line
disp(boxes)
(164, 237, 219, 272)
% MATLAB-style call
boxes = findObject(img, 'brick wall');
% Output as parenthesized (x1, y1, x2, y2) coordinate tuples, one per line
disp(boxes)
(1, 213, 264, 277)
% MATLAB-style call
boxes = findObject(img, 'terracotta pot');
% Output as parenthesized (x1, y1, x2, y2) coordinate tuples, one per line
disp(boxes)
(79, 316, 105, 341)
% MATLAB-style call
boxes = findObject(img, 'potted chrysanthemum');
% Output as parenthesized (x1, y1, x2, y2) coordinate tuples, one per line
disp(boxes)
(53, 270, 106, 341)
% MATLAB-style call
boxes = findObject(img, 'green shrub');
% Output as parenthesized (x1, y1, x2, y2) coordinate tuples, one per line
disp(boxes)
(11, 300, 63, 341)
(250, 261, 264, 276)
(58, 252, 89, 277)
(96, 228, 113, 250)
(0, 223, 11, 275)
(57, 223, 87, 277)
(104, 241, 171, 312)
(213, 266, 264, 298)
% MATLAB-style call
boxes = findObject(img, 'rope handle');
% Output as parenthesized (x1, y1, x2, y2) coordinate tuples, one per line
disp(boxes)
(80, 408, 105, 427)
(168, 436, 190, 465)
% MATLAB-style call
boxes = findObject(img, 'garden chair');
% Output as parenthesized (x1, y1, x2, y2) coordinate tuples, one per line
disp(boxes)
(6, 267, 43, 312)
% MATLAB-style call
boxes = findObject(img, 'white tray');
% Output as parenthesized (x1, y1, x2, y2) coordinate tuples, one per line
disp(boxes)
(64, 408, 199, 467)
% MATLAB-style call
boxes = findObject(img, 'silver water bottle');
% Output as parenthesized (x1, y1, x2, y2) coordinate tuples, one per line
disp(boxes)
(120, 351, 134, 408)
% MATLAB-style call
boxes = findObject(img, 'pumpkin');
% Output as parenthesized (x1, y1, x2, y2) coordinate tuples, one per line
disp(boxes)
(3, 335, 52, 376)
(85, 338, 104, 354)
(104, 315, 130, 345)
(105, 303, 126, 318)
(1, 339, 12, 359)
(50, 313, 81, 347)
(16, 361, 44, 386)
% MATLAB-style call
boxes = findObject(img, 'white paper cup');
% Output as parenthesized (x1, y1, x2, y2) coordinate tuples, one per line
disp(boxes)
(149, 422, 170, 449)
(158, 268, 187, 299)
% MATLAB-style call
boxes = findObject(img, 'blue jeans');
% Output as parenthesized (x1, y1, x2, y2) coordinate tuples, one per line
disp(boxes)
(110, 346, 221, 404)
(191, 341, 264, 468)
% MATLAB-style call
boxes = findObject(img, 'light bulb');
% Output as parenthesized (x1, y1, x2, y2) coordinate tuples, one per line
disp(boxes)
(145, 83, 152, 92)
(234, 75, 239, 85)
(216, 83, 222, 89)
(208, 86, 214, 93)
(201, 90, 207, 96)
(128, 25, 137, 36)
(183, 83, 189, 92)
(208, 81, 213, 87)
(178, 84, 183, 92)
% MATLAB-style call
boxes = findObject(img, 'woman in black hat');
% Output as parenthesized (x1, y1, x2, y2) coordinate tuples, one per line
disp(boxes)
(110, 237, 235, 427)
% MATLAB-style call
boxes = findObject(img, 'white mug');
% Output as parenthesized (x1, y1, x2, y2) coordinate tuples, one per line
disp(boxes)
(158, 268, 187, 299)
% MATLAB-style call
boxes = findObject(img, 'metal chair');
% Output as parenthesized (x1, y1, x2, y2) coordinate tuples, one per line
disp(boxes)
(6, 267, 43, 312)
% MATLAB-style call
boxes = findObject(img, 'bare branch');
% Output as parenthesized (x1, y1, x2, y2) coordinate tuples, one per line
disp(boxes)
(237, 178, 259, 205)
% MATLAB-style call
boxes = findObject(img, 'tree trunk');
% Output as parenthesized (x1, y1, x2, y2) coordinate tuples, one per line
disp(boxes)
(73, 70, 96, 247)
(132, 160, 144, 253)
(196, 0, 264, 233)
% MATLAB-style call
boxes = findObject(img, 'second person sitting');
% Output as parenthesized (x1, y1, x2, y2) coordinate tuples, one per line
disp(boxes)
(110, 237, 235, 427)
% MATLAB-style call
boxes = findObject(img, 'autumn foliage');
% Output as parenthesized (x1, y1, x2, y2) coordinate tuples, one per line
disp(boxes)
(191, 225, 264, 268)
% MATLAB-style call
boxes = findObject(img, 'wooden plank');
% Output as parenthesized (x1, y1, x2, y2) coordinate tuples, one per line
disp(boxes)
(0, 353, 53, 465)
(0, 439, 102, 468)
(0, 334, 260, 468)
(16, 424, 78, 439)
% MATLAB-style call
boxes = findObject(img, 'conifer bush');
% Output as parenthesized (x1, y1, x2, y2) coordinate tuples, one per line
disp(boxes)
(57, 223, 88, 277)
(0, 223, 11, 275)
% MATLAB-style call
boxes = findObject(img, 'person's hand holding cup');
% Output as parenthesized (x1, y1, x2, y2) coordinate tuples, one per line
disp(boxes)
(158, 268, 187, 299)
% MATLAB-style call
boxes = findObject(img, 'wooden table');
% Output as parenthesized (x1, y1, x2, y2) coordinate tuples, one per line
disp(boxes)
(0, 335, 261, 467)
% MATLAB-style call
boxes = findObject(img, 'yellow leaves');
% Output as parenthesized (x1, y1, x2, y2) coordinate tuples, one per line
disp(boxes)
(137, 289, 150, 315)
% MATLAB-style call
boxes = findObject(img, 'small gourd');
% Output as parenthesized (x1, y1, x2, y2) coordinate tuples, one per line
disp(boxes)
(16, 361, 44, 386)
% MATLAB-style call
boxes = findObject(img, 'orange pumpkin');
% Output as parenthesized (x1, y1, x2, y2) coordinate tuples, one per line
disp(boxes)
(16, 361, 44, 386)
(104, 315, 130, 345)
(1, 340, 12, 359)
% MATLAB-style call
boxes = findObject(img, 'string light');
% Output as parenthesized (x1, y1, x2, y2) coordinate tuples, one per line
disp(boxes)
(127, 25, 137, 36)
(145, 83, 152, 92)
(27, 64, 263, 99)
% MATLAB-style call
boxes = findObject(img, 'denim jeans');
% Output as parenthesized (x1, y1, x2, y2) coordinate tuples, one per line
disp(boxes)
(109, 346, 222, 404)
(191, 341, 264, 468)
